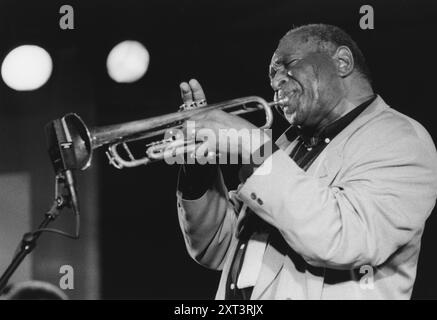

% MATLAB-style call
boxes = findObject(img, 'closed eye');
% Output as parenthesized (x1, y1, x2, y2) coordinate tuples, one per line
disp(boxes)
(285, 59, 300, 68)
(269, 58, 300, 79)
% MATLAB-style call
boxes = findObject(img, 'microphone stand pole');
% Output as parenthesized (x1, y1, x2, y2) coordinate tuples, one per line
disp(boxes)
(0, 173, 72, 295)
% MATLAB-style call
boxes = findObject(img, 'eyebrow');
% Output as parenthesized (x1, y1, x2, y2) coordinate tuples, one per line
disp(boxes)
(268, 63, 279, 78)
(270, 53, 299, 73)
(272, 52, 301, 65)
(270, 55, 282, 68)
(269, 56, 283, 74)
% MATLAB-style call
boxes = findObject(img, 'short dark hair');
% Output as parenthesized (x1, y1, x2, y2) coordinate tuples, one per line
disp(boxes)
(284, 24, 372, 83)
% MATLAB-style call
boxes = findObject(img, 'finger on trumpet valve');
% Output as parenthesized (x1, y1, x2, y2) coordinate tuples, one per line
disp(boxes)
(167, 128, 175, 136)
(165, 127, 184, 142)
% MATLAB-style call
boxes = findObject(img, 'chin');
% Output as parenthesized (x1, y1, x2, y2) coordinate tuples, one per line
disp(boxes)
(284, 111, 297, 125)
(281, 102, 298, 125)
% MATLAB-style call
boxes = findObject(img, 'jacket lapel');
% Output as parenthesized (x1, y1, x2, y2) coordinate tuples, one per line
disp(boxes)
(303, 96, 389, 299)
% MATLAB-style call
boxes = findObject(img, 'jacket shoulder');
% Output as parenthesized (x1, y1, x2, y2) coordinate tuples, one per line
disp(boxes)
(346, 104, 437, 158)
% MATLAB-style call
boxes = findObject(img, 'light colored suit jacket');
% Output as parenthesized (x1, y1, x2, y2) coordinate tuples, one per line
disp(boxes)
(176, 96, 437, 299)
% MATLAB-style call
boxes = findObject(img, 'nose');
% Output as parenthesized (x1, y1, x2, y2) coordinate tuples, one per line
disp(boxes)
(270, 69, 289, 91)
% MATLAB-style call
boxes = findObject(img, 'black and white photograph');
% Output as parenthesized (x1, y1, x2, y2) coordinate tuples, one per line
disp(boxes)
(0, 0, 436, 305)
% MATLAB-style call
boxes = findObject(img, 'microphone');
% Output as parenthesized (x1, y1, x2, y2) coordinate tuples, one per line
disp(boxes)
(45, 116, 80, 215)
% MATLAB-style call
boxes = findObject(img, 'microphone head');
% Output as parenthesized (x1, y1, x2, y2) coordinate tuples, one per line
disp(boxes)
(45, 113, 92, 173)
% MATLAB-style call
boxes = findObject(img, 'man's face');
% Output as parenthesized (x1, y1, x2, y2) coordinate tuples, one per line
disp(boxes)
(269, 33, 343, 128)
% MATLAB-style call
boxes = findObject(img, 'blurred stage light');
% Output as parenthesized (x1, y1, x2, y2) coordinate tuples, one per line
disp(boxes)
(1, 45, 53, 91)
(106, 40, 150, 83)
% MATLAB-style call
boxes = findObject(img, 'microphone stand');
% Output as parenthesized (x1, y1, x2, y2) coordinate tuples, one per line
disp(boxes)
(0, 115, 83, 295)
(0, 172, 75, 295)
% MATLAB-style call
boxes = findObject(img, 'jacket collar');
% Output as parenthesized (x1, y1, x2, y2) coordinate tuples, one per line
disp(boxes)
(285, 95, 377, 149)
(276, 95, 389, 175)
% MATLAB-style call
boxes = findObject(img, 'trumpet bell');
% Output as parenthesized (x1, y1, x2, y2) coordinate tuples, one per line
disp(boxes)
(45, 113, 93, 171)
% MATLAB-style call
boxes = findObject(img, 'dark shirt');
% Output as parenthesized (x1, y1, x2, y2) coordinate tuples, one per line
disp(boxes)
(225, 95, 376, 300)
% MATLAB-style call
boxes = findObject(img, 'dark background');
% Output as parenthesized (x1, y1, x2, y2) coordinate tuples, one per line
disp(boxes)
(0, 0, 436, 299)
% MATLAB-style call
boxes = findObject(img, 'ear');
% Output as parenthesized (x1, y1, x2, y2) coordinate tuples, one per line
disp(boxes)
(333, 46, 354, 77)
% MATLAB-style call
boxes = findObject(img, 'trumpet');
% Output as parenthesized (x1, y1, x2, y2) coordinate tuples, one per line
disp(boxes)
(49, 96, 287, 170)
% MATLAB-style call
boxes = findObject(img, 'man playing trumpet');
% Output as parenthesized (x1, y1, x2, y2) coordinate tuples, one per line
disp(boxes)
(176, 24, 437, 299)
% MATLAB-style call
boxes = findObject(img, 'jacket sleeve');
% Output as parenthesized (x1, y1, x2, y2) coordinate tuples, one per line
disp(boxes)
(237, 122, 437, 269)
(176, 166, 237, 270)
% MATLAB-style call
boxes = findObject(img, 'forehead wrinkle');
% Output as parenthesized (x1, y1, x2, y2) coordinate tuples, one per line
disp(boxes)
(282, 32, 337, 57)
(270, 56, 281, 69)
(278, 32, 325, 58)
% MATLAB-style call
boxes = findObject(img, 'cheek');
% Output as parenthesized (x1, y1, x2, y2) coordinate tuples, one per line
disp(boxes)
(301, 55, 337, 90)
(295, 65, 318, 96)
(301, 66, 340, 111)
(294, 77, 320, 123)
(296, 74, 319, 110)
(314, 60, 341, 97)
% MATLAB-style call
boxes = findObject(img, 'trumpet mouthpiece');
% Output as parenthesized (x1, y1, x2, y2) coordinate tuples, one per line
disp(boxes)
(270, 96, 288, 107)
